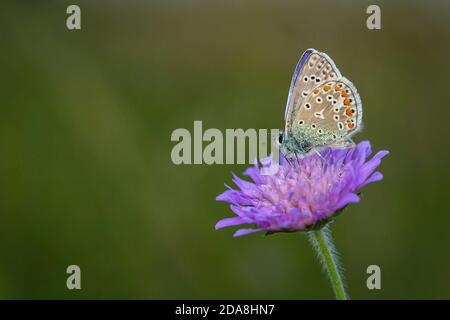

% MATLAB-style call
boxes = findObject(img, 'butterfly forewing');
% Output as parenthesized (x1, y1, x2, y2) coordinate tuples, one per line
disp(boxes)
(285, 49, 342, 130)
(292, 78, 362, 146)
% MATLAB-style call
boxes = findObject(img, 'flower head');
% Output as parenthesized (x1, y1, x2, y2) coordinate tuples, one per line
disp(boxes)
(216, 141, 388, 237)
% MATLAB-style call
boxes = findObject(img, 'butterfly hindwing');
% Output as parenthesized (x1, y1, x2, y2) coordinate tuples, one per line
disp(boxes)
(291, 78, 363, 147)
(284, 49, 342, 131)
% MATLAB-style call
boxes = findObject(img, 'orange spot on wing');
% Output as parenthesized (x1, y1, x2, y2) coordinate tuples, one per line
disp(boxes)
(335, 85, 341, 91)
(313, 88, 320, 94)
(344, 98, 351, 106)
(347, 122, 354, 129)
(345, 108, 354, 117)
(341, 91, 349, 97)
(323, 85, 331, 91)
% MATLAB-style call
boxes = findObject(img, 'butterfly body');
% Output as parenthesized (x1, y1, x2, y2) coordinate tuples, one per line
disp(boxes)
(280, 49, 363, 157)
(281, 124, 326, 155)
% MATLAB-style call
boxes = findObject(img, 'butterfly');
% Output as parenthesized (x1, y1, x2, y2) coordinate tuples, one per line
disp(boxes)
(278, 48, 363, 157)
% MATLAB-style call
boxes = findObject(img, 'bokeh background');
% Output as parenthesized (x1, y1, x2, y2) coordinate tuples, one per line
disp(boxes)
(1, 0, 450, 299)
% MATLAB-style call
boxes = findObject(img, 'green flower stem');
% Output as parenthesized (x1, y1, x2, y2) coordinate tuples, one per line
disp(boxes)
(307, 224, 348, 300)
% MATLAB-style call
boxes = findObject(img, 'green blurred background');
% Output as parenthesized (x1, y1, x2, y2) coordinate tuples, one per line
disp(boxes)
(1, 0, 449, 299)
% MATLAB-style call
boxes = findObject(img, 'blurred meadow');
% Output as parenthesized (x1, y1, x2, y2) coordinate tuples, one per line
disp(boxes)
(1, 0, 450, 299)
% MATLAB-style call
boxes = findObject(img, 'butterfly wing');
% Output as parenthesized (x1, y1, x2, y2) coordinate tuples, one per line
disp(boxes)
(291, 78, 363, 147)
(284, 49, 342, 131)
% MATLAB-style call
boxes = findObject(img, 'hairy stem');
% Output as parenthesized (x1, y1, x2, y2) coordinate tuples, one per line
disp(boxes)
(307, 224, 348, 300)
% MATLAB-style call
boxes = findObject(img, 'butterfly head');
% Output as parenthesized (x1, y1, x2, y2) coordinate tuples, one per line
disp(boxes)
(277, 130, 312, 156)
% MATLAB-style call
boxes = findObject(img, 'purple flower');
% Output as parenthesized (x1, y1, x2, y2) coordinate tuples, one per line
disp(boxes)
(216, 141, 388, 237)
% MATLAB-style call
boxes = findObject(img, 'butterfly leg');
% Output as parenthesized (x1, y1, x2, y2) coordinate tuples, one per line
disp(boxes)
(344, 138, 356, 148)
(340, 138, 356, 149)
(285, 155, 293, 167)
(329, 138, 356, 150)
(294, 151, 299, 163)
(314, 149, 326, 161)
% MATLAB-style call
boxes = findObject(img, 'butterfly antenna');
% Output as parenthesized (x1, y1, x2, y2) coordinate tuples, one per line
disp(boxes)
(314, 149, 326, 161)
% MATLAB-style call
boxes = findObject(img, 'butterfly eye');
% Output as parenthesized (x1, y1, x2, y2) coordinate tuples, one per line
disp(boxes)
(277, 132, 284, 144)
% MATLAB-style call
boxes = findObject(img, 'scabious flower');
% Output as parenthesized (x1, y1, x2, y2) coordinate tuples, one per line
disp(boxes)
(216, 141, 388, 237)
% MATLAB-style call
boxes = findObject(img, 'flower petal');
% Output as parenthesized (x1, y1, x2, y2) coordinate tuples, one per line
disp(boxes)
(243, 166, 262, 184)
(216, 190, 253, 205)
(215, 217, 245, 230)
(233, 228, 265, 237)
(216, 190, 236, 202)
(357, 150, 389, 186)
(335, 193, 360, 210)
(359, 171, 384, 188)
(232, 173, 256, 192)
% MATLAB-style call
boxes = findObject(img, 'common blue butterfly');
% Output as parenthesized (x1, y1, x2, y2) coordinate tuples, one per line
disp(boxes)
(279, 48, 362, 157)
